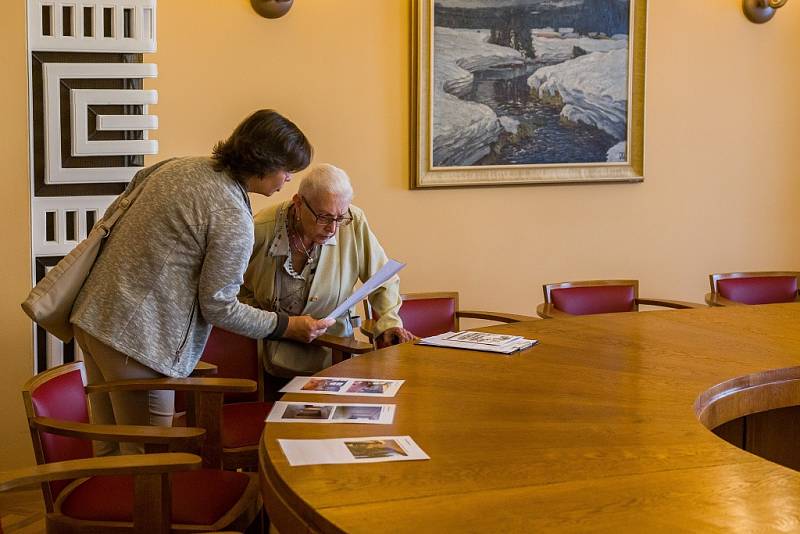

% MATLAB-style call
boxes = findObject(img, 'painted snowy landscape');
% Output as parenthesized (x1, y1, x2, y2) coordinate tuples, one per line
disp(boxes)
(431, 0, 632, 168)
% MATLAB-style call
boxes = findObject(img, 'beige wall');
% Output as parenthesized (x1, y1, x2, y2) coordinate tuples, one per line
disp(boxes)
(0, 0, 35, 469)
(1, 0, 799, 468)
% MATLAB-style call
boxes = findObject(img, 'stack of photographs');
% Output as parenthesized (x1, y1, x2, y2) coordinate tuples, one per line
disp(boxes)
(416, 330, 538, 354)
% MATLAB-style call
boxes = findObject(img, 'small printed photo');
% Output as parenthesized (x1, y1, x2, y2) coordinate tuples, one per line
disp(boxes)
(345, 439, 408, 460)
(332, 405, 383, 422)
(346, 380, 391, 394)
(282, 404, 333, 420)
(301, 378, 348, 392)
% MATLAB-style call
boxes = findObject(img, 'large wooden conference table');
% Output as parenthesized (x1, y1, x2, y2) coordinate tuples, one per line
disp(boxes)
(259, 304, 800, 532)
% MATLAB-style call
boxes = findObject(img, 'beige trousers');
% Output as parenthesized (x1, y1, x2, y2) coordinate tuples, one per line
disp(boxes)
(75, 327, 174, 456)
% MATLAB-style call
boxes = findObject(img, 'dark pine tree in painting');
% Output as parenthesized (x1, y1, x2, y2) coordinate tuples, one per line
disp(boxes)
(573, 0, 630, 36)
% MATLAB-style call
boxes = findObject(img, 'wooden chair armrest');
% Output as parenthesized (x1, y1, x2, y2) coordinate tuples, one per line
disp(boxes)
(705, 292, 743, 307)
(30, 416, 205, 445)
(0, 453, 201, 492)
(536, 303, 574, 319)
(636, 298, 704, 309)
(86, 377, 256, 395)
(85, 378, 252, 469)
(360, 319, 378, 342)
(190, 361, 218, 376)
(313, 333, 374, 366)
(457, 310, 538, 323)
(312, 333, 374, 355)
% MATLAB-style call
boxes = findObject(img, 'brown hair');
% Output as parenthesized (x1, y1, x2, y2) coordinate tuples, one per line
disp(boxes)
(212, 109, 312, 184)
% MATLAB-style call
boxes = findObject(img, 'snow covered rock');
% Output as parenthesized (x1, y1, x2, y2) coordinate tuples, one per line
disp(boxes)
(528, 47, 628, 140)
(432, 27, 524, 166)
(530, 32, 627, 63)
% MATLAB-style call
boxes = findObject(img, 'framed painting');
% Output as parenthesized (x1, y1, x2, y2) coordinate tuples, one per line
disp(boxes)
(412, 0, 647, 188)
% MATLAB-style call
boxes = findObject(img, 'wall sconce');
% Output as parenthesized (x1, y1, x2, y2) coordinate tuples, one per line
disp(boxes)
(743, 0, 788, 23)
(251, 0, 293, 19)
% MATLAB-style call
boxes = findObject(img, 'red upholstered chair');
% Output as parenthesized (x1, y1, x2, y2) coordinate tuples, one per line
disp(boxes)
(21, 361, 261, 533)
(187, 327, 270, 471)
(176, 326, 373, 471)
(706, 271, 800, 306)
(537, 280, 701, 319)
(363, 291, 536, 342)
(0, 453, 202, 534)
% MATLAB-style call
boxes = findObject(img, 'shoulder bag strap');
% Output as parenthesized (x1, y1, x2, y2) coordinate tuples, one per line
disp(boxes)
(94, 157, 179, 236)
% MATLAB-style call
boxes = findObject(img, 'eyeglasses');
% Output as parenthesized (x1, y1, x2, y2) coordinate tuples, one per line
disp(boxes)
(300, 196, 353, 227)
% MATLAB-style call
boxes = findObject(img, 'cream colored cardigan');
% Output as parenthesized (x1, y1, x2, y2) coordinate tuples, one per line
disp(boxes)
(240, 200, 403, 376)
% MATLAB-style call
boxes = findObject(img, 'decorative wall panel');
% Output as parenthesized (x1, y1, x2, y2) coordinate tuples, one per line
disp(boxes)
(27, 0, 158, 372)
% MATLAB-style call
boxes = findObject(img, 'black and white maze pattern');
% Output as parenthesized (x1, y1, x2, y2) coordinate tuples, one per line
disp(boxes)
(27, 0, 158, 372)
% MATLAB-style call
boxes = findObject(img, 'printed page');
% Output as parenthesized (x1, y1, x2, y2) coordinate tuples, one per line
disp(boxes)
(324, 259, 405, 320)
(278, 435, 430, 466)
(280, 376, 405, 397)
(266, 402, 396, 424)
(417, 331, 538, 354)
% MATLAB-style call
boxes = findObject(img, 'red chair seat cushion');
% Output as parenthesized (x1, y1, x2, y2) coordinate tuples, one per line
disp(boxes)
(551, 285, 636, 315)
(221, 401, 272, 449)
(60, 469, 250, 525)
(718, 276, 798, 305)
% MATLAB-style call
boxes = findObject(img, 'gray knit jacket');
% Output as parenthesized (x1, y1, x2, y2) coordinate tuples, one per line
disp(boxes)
(71, 157, 286, 377)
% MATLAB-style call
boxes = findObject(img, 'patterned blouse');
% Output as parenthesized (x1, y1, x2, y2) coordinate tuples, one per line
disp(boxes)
(266, 206, 325, 315)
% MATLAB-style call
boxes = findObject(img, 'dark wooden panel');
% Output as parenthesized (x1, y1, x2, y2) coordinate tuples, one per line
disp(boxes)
(746, 406, 800, 471)
(712, 417, 745, 449)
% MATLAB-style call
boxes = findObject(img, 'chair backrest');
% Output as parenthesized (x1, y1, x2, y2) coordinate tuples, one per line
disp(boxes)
(21, 361, 93, 507)
(200, 327, 261, 403)
(710, 272, 800, 305)
(366, 292, 459, 338)
(173, 328, 261, 415)
(544, 280, 639, 316)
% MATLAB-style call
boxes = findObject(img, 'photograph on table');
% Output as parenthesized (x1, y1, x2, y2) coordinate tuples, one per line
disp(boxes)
(282, 404, 333, 420)
(346, 380, 393, 394)
(346, 439, 409, 460)
(413, 0, 647, 187)
(301, 378, 349, 392)
(332, 405, 384, 422)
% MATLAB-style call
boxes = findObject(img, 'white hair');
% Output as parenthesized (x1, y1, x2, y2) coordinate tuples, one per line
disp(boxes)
(298, 164, 354, 202)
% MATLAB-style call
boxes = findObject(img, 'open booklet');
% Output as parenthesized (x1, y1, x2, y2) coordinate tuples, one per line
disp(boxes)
(324, 259, 405, 320)
(416, 330, 538, 354)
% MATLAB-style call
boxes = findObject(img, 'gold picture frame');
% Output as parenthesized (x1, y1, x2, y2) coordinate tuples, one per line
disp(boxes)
(412, 0, 647, 189)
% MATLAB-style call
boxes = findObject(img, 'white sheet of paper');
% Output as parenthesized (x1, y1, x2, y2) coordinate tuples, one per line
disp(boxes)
(324, 259, 406, 320)
(278, 435, 430, 466)
(266, 402, 395, 424)
(280, 376, 405, 397)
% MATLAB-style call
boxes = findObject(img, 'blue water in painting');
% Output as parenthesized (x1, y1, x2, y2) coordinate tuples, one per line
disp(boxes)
(468, 64, 618, 165)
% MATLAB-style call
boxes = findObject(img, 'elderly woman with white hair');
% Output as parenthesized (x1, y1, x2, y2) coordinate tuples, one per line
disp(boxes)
(240, 163, 413, 387)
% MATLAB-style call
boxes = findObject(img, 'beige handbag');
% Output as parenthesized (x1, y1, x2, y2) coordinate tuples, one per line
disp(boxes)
(21, 183, 146, 342)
